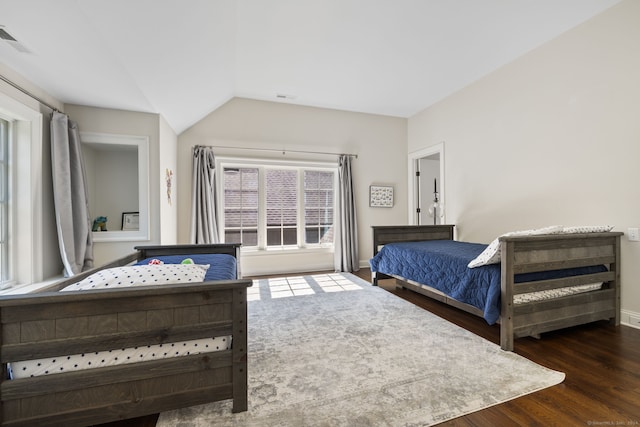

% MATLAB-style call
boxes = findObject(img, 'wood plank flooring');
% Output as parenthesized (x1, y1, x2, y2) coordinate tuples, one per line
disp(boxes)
(100, 268, 640, 426)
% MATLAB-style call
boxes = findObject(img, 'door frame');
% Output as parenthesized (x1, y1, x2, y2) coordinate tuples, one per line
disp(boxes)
(408, 142, 445, 225)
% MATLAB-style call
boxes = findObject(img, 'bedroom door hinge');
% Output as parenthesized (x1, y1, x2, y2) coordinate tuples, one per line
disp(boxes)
(416, 208, 421, 213)
(416, 171, 420, 177)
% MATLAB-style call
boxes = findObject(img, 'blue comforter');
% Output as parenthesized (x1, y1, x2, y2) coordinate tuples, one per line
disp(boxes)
(135, 254, 237, 281)
(369, 240, 606, 325)
(370, 240, 502, 323)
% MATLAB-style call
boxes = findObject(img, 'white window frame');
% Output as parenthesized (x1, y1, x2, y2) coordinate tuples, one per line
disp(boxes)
(216, 157, 338, 253)
(0, 117, 10, 286)
(264, 167, 298, 249)
(0, 92, 44, 290)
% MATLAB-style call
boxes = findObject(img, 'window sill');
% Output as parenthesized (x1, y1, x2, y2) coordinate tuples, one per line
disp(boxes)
(92, 230, 149, 242)
(241, 246, 333, 257)
(0, 275, 64, 295)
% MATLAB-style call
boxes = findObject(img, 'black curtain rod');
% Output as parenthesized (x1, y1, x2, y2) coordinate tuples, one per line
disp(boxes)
(208, 144, 358, 159)
(0, 74, 60, 112)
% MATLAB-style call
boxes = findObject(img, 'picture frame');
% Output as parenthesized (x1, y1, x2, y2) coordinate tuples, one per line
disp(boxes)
(121, 212, 140, 231)
(369, 185, 394, 208)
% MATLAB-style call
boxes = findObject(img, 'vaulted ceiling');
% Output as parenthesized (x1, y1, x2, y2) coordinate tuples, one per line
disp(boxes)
(0, 0, 621, 134)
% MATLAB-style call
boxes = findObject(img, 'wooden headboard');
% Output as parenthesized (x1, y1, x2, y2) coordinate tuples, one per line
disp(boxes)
(371, 225, 455, 256)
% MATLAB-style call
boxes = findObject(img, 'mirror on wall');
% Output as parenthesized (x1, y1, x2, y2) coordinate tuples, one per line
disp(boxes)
(80, 132, 149, 242)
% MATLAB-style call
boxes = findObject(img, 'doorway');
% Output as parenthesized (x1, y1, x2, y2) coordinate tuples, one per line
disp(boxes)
(408, 143, 445, 225)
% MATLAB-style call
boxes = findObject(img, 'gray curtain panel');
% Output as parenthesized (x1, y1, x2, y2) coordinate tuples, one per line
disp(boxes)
(335, 154, 359, 272)
(50, 111, 94, 276)
(190, 145, 219, 244)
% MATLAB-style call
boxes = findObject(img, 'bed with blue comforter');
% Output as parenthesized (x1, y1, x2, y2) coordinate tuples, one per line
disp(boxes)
(369, 239, 606, 325)
(370, 225, 622, 351)
(135, 253, 237, 281)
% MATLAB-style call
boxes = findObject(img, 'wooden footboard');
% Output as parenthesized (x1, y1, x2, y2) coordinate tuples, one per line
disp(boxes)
(499, 232, 622, 351)
(371, 226, 622, 352)
(0, 244, 251, 427)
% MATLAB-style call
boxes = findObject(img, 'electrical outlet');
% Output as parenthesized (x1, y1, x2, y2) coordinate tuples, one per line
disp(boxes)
(628, 228, 640, 242)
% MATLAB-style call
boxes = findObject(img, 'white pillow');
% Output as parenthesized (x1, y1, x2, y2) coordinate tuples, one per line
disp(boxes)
(467, 238, 502, 268)
(562, 225, 614, 233)
(467, 225, 564, 268)
(62, 264, 210, 291)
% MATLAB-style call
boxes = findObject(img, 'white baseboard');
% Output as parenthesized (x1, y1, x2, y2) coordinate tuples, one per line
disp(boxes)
(621, 309, 640, 330)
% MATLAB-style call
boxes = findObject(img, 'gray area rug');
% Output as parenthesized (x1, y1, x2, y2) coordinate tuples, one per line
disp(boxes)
(157, 273, 564, 426)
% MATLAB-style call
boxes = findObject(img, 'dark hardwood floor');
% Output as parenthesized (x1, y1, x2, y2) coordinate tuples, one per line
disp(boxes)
(94, 417, 158, 427)
(101, 268, 640, 426)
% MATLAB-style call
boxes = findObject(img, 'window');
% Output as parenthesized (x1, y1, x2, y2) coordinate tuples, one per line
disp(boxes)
(222, 163, 336, 250)
(223, 167, 258, 246)
(0, 92, 46, 291)
(304, 171, 334, 244)
(0, 118, 9, 285)
(266, 169, 298, 246)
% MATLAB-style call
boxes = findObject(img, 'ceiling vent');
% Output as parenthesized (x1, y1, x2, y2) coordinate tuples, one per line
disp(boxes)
(0, 26, 31, 53)
(276, 93, 297, 100)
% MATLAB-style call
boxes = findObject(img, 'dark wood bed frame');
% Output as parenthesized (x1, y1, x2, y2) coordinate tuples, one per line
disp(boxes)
(371, 225, 622, 351)
(0, 244, 251, 427)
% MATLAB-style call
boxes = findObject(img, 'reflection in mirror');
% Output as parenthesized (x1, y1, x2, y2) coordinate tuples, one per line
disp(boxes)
(80, 132, 149, 242)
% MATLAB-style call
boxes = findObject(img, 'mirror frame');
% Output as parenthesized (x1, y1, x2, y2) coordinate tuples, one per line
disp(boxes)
(80, 131, 150, 242)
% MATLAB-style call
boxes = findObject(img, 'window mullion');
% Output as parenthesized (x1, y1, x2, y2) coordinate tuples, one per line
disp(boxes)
(297, 170, 304, 249)
(258, 166, 266, 250)
(217, 163, 225, 243)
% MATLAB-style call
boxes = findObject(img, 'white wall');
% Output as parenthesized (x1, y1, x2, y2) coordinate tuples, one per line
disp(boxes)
(65, 105, 164, 265)
(408, 0, 640, 318)
(159, 115, 178, 244)
(0, 66, 178, 276)
(177, 98, 407, 274)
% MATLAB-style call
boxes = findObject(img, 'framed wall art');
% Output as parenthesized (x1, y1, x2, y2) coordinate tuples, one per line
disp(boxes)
(122, 212, 140, 231)
(369, 185, 394, 208)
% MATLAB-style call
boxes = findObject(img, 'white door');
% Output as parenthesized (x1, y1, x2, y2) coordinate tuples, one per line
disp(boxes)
(408, 143, 445, 225)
